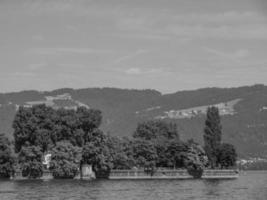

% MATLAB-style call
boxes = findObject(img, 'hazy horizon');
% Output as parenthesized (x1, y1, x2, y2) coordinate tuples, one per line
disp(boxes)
(1, 0, 267, 93)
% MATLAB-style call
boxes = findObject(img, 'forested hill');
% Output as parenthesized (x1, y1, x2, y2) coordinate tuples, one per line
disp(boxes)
(0, 84, 267, 158)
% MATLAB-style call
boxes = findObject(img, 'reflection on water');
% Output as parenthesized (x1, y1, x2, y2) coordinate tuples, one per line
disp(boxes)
(0, 171, 266, 200)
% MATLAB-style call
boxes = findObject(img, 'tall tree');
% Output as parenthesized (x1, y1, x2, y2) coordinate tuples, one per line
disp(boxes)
(203, 106, 222, 168)
(0, 133, 15, 178)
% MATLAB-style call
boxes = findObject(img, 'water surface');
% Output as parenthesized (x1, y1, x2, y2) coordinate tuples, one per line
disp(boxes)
(0, 171, 266, 200)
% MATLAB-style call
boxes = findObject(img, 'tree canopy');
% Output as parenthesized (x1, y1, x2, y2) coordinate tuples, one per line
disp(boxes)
(12, 104, 104, 178)
(216, 143, 237, 168)
(49, 141, 82, 178)
(18, 145, 43, 178)
(0, 133, 15, 178)
(0, 103, 237, 179)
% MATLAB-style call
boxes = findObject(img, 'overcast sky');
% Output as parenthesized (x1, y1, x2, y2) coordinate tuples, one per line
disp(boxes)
(0, 0, 267, 93)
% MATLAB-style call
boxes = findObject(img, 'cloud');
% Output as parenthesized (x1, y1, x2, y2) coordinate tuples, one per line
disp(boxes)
(125, 68, 142, 75)
(203, 47, 250, 61)
(116, 11, 267, 40)
(32, 35, 44, 41)
(28, 63, 47, 70)
(57, 63, 86, 69)
(113, 49, 149, 65)
(234, 49, 250, 58)
(167, 24, 267, 40)
(13, 72, 36, 77)
(173, 11, 266, 24)
(27, 47, 110, 55)
(125, 67, 165, 75)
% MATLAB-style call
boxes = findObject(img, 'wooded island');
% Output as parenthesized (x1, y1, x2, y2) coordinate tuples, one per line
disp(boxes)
(0, 105, 237, 179)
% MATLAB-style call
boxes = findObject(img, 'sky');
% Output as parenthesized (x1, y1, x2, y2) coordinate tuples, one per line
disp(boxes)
(0, 0, 267, 93)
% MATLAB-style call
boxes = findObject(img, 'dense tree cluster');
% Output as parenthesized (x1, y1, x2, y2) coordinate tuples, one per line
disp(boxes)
(0, 104, 237, 179)
(130, 120, 209, 177)
(12, 105, 104, 178)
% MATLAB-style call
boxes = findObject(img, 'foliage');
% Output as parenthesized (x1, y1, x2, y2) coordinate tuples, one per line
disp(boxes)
(106, 136, 134, 170)
(0, 133, 15, 178)
(12, 104, 110, 178)
(49, 142, 82, 178)
(133, 120, 179, 141)
(3, 85, 267, 158)
(186, 162, 203, 179)
(187, 139, 209, 168)
(203, 106, 222, 168)
(131, 139, 158, 170)
(164, 140, 188, 168)
(18, 145, 43, 178)
(133, 120, 180, 168)
(184, 144, 205, 178)
(82, 130, 113, 174)
(13, 105, 103, 153)
(216, 143, 237, 168)
(9, 102, 237, 179)
(13, 105, 56, 153)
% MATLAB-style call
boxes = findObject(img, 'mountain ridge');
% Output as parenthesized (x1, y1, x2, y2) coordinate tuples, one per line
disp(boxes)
(0, 84, 267, 158)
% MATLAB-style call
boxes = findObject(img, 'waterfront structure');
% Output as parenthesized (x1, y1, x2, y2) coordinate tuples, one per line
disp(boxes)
(109, 169, 239, 180)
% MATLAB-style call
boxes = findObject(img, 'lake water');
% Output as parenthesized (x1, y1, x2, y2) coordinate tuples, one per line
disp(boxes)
(0, 171, 266, 200)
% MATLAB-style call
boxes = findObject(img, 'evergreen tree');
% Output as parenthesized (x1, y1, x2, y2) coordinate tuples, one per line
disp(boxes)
(203, 106, 222, 168)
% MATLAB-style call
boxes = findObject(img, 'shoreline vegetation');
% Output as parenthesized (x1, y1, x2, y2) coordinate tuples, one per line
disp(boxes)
(0, 104, 237, 180)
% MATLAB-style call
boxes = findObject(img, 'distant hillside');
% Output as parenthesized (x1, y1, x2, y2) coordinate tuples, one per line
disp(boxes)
(1, 84, 267, 158)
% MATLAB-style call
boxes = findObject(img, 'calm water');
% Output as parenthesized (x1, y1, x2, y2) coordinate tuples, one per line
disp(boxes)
(0, 171, 266, 200)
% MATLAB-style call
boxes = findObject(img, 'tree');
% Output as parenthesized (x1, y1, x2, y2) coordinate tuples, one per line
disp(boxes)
(165, 140, 189, 168)
(13, 105, 55, 153)
(133, 120, 179, 141)
(18, 145, 43, 178)
(184, 141, 206, 178)
(12, 104, 106, 178)
(0, 134, 15, 178)
(203, 106, 222, 168)
(216, 143, 237, 168)
(81, 130, 113, 176)
(186, 139, 209, 168)
(76, 107, 102, 134)
(106, 136, 134, 170)
(133, 120, 180, 168)
(131, 139, 158, 171)
(34, 129, 52, 152)
(49, 142, 82, 178)
(13, 104, 103, 152)
(13, 106, 35, 153)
